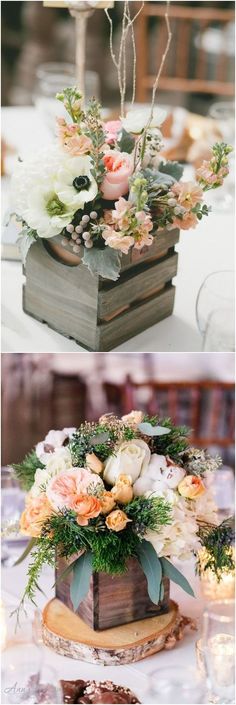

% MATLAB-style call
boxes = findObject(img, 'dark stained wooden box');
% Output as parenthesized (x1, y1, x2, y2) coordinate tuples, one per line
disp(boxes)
(55, 556, 170, 631)
(23, 228, 179, 351)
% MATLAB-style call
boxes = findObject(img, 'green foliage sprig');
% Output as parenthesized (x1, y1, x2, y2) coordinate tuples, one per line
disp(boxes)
(69, 421, 136, 466)
(125, 496, 172, 537)
(142, 416, 190, 460)
(84, 98, 106, 187)
(11, 451, 45, 491)
(197, 517, 235, 580)
(56, 87, 84, 123)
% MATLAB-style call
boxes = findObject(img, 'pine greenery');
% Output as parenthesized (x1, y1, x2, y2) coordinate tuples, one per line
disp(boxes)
(11, 450, 45, 491)
(197, 518, 235, 579)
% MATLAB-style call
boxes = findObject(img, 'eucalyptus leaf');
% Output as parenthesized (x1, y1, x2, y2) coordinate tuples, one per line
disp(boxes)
(82, 247, 121, 281)
(160, 557, 195, 597)
(137, 539, 162, 605)
(70, 552, 93, 610)
(138, 422, 171, 437)
(90, 432, 110, 446)
(17, 233, 35, 264)
(54, 560, 77, 587)
(14, 537, 37, 566)
(117, 128, 135, 154)
(158, 160, 184, 182)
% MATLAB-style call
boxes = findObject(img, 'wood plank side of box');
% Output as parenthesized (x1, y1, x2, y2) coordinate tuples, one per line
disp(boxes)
(23, 229, 179, 351)
(55, 556, 170, 631)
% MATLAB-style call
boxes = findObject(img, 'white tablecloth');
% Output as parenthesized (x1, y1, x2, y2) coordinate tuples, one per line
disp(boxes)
(2, 553, 204, 703)
(2, 108, 234, 353)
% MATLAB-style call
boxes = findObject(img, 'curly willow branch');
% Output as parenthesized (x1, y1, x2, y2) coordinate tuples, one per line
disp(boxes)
(105, 1, 144, 117)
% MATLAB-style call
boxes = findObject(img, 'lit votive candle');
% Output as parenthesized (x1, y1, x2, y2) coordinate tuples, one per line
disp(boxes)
(207, 633, 235, 698)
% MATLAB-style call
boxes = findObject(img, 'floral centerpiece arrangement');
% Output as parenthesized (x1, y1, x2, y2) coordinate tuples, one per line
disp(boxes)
(13, 412, 234, 613)
(10, 88, 232, 281)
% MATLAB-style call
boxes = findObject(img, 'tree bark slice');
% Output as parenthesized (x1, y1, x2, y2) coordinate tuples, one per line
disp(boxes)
(42, 598, 194, 665)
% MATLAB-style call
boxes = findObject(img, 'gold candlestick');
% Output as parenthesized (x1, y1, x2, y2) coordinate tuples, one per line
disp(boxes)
(43, 1, 114, 103)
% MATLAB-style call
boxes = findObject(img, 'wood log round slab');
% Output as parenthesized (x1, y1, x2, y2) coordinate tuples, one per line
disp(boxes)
(42, 598, 186, 665)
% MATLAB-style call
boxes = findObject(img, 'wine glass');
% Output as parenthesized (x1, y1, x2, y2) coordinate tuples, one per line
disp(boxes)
(144, 665, 206, 704)
(1, 604, 43, 704)
(196, 271, 235, 350)
(208, 101, 235, 212)
(1, 471, 27, 566)
(202, 599, 235, 704)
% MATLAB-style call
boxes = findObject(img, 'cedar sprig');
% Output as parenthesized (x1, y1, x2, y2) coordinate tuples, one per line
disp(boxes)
(11, 450, 45, 491)
(125, 495, 172, 537)
(197, 517, 235, 580)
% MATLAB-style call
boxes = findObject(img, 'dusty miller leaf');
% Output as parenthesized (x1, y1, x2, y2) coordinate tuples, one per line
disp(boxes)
(158, 160, 184, 181)
(82, 247, 121, 281)
(17, 232, 35, 264)
(138, 422, 171, 436)
(117, 128, 135, 154)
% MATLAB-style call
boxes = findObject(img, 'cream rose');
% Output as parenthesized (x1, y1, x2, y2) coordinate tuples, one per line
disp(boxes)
(103, 439, 150, 486)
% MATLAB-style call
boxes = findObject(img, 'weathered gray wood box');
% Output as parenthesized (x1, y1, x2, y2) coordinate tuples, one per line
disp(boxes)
(23, 229, 179, 351)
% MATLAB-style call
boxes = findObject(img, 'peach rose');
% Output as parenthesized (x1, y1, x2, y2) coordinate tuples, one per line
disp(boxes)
(20, 495, 53, 537)
(99, 491, 116, 515)
(46, 468, 103, 510)
(72, 495, 101, 526)
(178, 475, 206, 499)
(111, 475, 134, 504)
(105, 509, 131, 532)
(86, 453, 104, 474)
(101, 150, 133, 200)
(121, 410, 144, 427)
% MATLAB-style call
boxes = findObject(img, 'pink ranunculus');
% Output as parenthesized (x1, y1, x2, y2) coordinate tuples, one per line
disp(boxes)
(103, 120, 122, 145)
(101, 150, 134, 200)
(102, 226, 134, 254)
(46, 467, 102, 511)
(172, 181, 204, 210)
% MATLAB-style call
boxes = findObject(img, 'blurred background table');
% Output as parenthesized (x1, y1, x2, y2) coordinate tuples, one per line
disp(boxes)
(1, 107, 234, 354)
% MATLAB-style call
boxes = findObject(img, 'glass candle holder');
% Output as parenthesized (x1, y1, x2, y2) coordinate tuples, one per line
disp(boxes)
(198, 548, 235, 601)
(202, 599, 235, 704)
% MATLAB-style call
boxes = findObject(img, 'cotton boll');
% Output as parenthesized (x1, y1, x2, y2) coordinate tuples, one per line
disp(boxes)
(141, 454, 167, 481)
(133, 477, 153, 497)
(162, 465, 186, 489)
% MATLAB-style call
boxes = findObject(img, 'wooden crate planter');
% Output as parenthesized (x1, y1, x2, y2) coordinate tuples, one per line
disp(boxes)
(23, 228, 179, 351)
(55, 556, 170, 631)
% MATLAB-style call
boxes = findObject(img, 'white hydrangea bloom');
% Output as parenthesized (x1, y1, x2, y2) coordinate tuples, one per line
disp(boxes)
(146, 486, 200, 561)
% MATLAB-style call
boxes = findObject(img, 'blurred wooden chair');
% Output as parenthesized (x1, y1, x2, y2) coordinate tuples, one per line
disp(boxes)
(50, 371, 87, 431)
(103, 378, 235, 452)
(136, 2, 235, 102)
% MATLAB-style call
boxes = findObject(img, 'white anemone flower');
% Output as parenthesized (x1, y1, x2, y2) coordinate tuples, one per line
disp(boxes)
(54, 155, 97, 211)
(11, 146, 73, 238)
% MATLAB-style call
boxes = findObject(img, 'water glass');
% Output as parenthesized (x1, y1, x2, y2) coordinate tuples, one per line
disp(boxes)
(196, 270, 235, 348)
(1, 605, 43, 704)
(33, 62, 100, 133)
(144, 665, 205, 704)
(207, 466, 235, 520)
(203, 308, 235, 352)
(202, 599, 235, 704)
